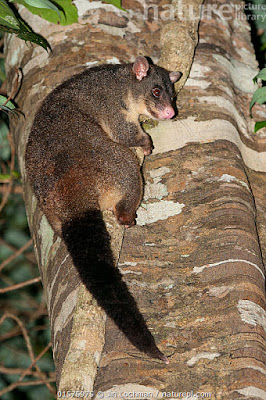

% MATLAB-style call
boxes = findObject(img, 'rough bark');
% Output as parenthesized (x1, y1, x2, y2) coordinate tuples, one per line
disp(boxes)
(5, 0, 265, 398)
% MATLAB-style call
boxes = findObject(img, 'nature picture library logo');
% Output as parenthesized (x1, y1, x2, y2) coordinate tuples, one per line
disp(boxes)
(143, 1, 266, 23)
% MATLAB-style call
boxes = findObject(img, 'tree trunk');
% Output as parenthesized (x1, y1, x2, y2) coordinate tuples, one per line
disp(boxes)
(5, 0, 265, 398)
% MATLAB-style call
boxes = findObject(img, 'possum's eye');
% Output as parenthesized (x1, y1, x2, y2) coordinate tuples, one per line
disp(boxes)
(152, 88, 161, 98)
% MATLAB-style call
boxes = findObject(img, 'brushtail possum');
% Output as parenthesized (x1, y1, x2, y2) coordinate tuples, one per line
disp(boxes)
(25, 56, 181, 363)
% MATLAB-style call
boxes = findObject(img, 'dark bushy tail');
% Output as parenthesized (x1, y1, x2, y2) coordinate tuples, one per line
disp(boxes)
(61, 209, 168, 363)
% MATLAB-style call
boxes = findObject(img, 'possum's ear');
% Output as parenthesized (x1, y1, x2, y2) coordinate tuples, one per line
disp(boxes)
(169, 71, 182, 83)
(132, 56, 150, 81)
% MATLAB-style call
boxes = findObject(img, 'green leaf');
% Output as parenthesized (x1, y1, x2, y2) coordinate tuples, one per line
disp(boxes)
(0, 58, 6, 83)
(0, 18, 51, 51)
(254, 120, 266, 133)
(0, 94, 15, 109)
(0, 170, 20, 180)
(253, 68, 266, 84)
(24, 0, 61, 19)
(16, 0, 78, 25)
(0, 94, 20, 115)
(0, 0, 20, 29)
(18, 20, 51, 50)
(102, 0, 126, 11)
(250, 86, 266, 114)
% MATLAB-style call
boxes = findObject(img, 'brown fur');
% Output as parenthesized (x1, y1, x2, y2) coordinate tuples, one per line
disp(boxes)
(25, 57, 181, 362)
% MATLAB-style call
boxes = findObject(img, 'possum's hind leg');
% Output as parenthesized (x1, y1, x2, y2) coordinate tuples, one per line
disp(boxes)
(103, 144, 143, 227)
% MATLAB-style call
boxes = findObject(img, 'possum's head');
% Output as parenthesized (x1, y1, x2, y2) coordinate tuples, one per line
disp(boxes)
(131, 56, 182, 120)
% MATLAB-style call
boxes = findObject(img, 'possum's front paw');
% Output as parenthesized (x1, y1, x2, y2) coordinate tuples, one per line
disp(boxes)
(142, 144, 153, 156)
(137, 135, 154, 156)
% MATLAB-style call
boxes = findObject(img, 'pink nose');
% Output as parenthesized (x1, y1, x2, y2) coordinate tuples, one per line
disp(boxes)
(163, 106, 175, 119)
